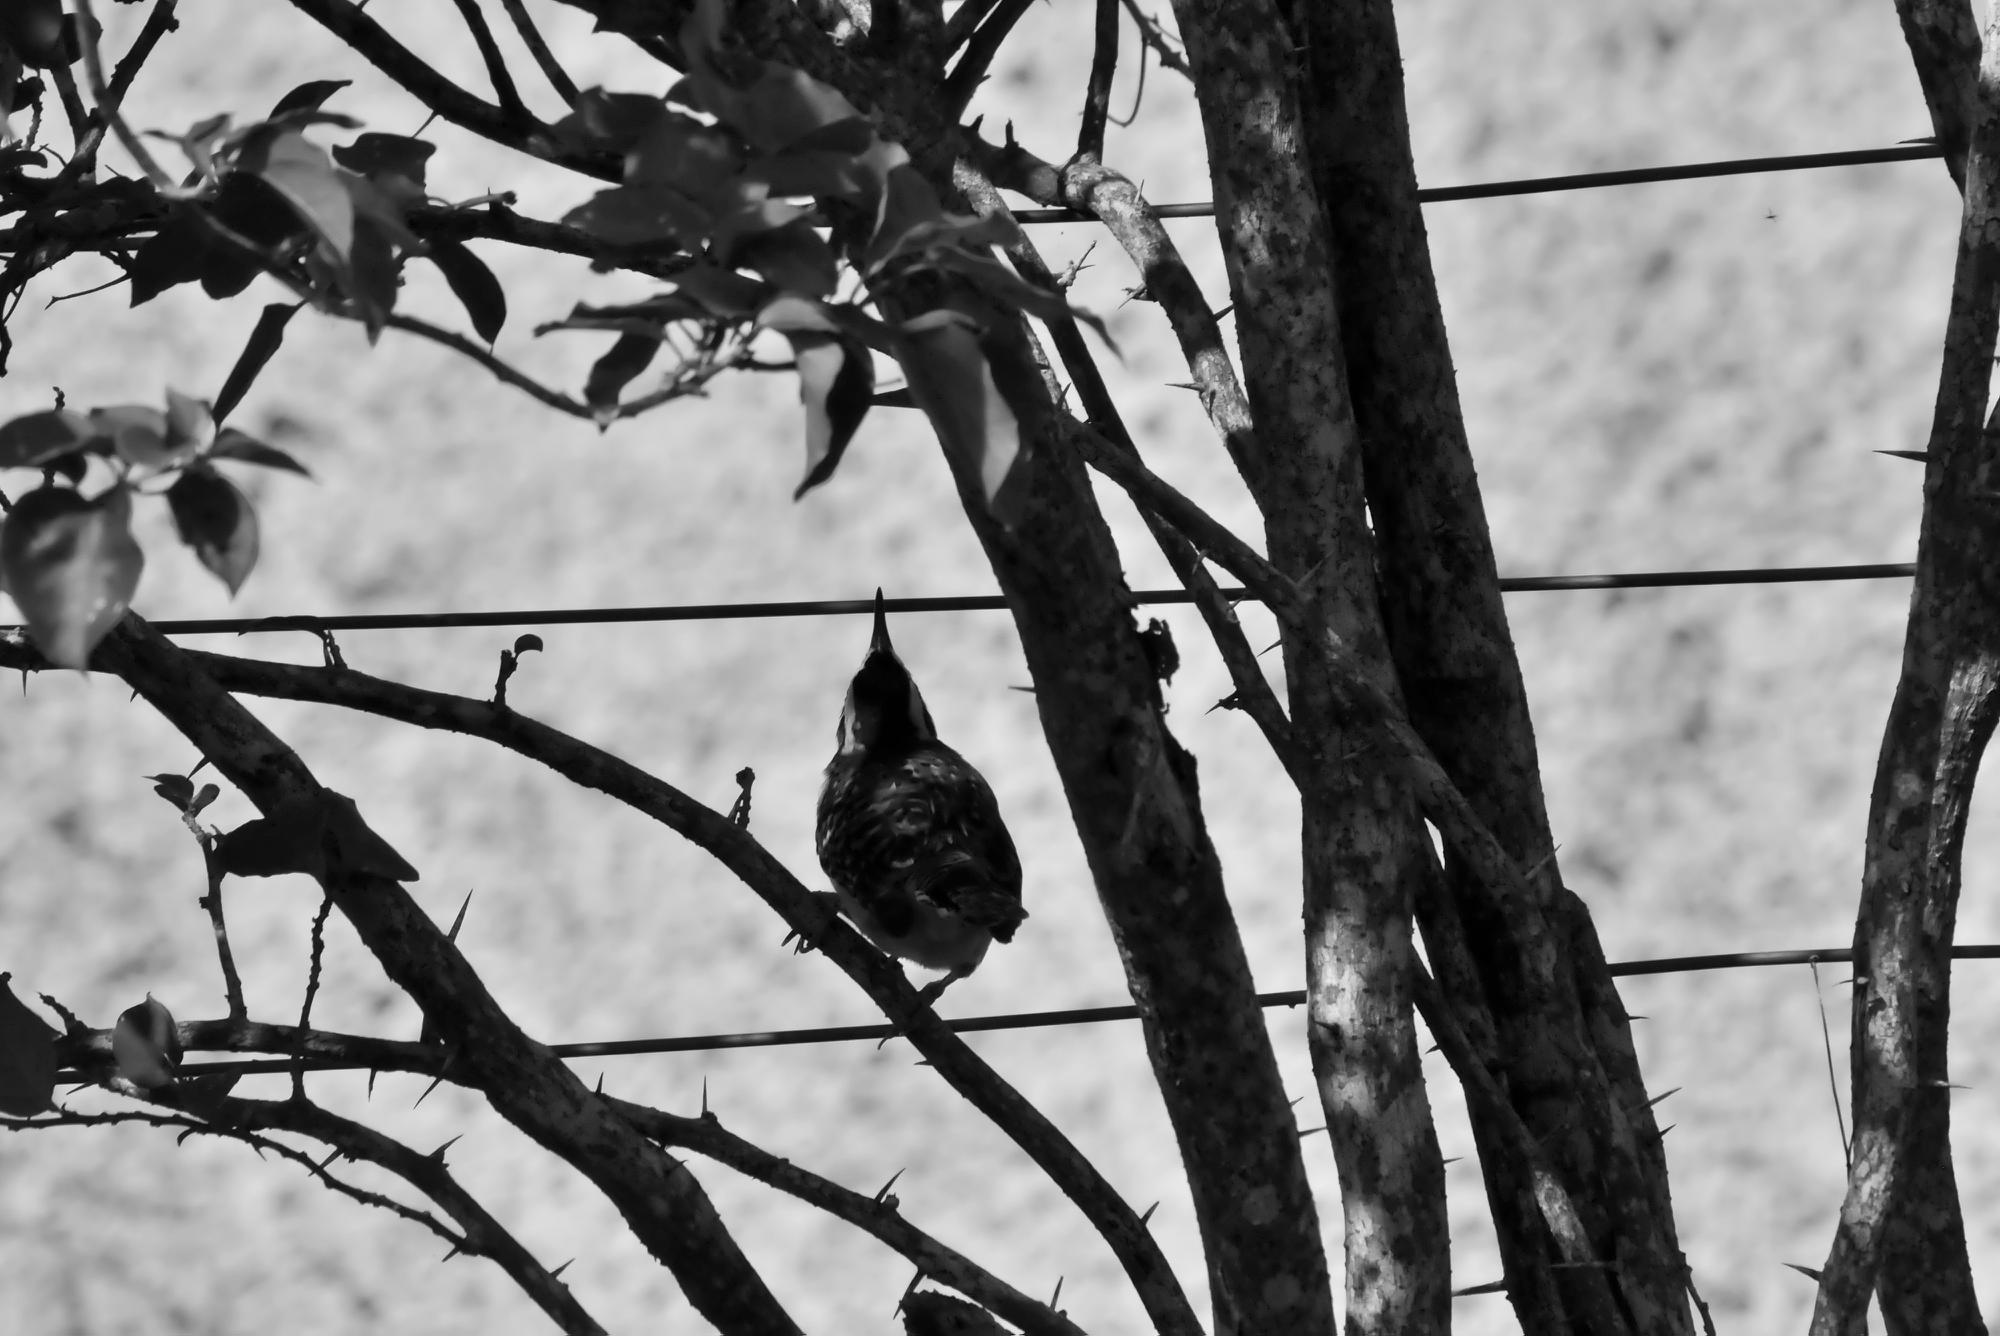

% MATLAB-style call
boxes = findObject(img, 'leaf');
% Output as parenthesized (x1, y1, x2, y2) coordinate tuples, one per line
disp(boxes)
(166, 465, 258, 594)
(0, 485, 144, 669)
(128, 210, 211, 305)
(625, 113, 743, 196)
(583, 334, 660, 422)
(0, 975, 56, 1116)
(164, 389, 216, 456)
(146, 772, 195, 809)
(895, 313, 1027, 518)
(0, 0, 64, 69)
(513, 634, 543, 655)
(667, 265, 771, 319)
(563, 183, 710, 246)
(0, 409, 91, 468)
(209, 427, 311, 477)
(344, 214, 401, 340)
(548, 88, 666, 157)
(238, 129, 355, 265)
(214, 796, 328, 879)
(330, 132, 435, 192)
(706, 193, 814, 267)
(269, 79, 350, 120)
(427, 241, 506, 343)
(760, 296, 872, 496)
(111, 995, 181, 1090)
(87, 404, 182, 472)
(213, 792, 416, 883)
(212, 302, 302, 424)
(188, 783, 219, 815)
(734, 219, 839, 298)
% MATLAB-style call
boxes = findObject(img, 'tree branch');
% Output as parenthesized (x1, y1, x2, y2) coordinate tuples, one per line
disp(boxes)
(1077, 0, 1119, 162)
(451, 0, 532, 121)
(608, 1096, 1088, 1336)
(498, 0, 581, 107)
(22, 632, 1201, 1336)
(87, 614, 804, 1334)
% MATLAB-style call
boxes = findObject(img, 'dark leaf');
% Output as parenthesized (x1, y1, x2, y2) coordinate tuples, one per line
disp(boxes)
(344, 215, 401, 340)
(146, 772, 195, 808)
(330, 133, 435, 191)
(322, 791, 418, 881)
(112, 995, 181, 1090)
(0, 409, 91, 468)
(667, 265, 770, 320)
(929, 248, 1119, 352)
(513, 634, 543, 655)
(868, 211, 1024, 273)
(189, 783, 220, 815)
(625, 113, 742, 196)
(128, 211, 211, 305)
(563, 183, 709, 247)
(0, 0, 65, 68)
(583, 334, 660, 422)
(895, 312, 1027, 518)
(0, 975, 56, 1116)
(427, 241, 506, 343)
(214, 796, 328, 879)
(734, 219, 839, 299)
(268, 79, 351, 120)
(166, 465, 259, 594)
(209, 427, 311, 477)
(0, 485, 144, 669)
(238, 129, 355, 264)
(707, 194, 813, 267)
(341, 171, 425, 253)
(212, 303, 302, 424)
(549, 88, 665, 157)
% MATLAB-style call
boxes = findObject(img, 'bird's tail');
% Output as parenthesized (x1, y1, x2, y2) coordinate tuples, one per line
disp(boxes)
(907, 851, 1028, 942)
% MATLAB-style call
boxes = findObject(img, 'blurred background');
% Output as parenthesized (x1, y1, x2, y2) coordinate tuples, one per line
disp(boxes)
(0, 0, 1989, 1331)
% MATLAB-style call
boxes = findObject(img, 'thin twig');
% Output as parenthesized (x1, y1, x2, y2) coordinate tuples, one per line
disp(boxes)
(450, 0, 531, 120)
(498, 0, 580, 107)
(295, 891, 335, 1097)
(200, 845, 249, 1023)
(942, 0, 1036, 116)
(1077, 0, 1119, 161)
(1116, 0, 1190, 79)
(73, 0, 175, 189)
(1809, 958, 1852, 1170)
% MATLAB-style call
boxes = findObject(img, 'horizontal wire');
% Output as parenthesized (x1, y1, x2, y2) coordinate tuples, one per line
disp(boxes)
(1009, 142, 1945, 224)
(155, 943, 1999, 1079)
(15, 562, 1913, 638)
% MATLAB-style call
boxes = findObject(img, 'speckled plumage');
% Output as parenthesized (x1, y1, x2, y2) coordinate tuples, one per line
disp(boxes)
(816, 591, 1024, 984)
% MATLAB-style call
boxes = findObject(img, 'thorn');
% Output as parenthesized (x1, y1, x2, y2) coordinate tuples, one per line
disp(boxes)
(594, 1071, 604, 1095)
(1164, 380, 1198, 392)
(1442, 1156, 1461, 1166)
(1655, 1123, 1676, 1140)
(551, 1259, 574, 1280)
(1876, 449, 1929, 462)
(1049, 1276, 1064, 1309)
(1139, 1201, 1159, 1227)
(874, 1168, 906, 1205)
(1207, 691, 1243, 714)
(701, 1076, 710, 1116)
(1296, 1125, 1325, 1138)
(1452, 1277, 1507, 1296)
(445, 889, 474, 941)
(317, 1148, 342, 1169)
(1212, 304, 1233, 320)
(413, 1074, 446, 1108)
(1647, 1086, 1681, 1108)
(442, 1244, 463, 1262)
(429, 1134, 462, 1162)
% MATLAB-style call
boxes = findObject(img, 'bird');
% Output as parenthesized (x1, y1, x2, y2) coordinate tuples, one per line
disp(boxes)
(815, 589, 1025, 1000)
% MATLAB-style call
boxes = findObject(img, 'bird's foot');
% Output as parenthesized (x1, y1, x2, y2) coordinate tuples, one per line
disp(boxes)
(914, 969, 967, 1008)
(783, 890, 843, 956)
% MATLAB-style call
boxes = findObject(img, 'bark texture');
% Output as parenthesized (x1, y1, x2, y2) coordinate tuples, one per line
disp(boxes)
(1167, 2, 1451, 1331)
(1813, 12, 2000, 1331)
(1284, 1, 1692, 1331)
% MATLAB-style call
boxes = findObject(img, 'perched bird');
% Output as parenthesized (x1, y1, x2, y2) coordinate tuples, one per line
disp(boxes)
(815, 589, 1025, 999)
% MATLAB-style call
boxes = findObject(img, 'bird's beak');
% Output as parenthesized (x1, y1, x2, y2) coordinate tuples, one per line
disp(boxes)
(870, 587, 893, 654)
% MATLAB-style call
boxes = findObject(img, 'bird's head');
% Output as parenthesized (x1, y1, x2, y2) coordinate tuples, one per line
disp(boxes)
(836, 589, 936, 754)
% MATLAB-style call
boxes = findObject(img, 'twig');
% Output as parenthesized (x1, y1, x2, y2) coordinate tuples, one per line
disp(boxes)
(10, 1099, 607, 1335)
(73, 0, 175, 190)
(295, 891, 335, 1097)
(1809, 959, 1852, 1170)
(611, 1096, 1089, 1336)
(450, 0, 532, 120)
(1077, 0, 1118, 161)
(1115, 0, 1189, 79)
(942, 0, 1036, 117)
(499, 0, 580, 107)
(200, 845, 249, 1023)
(943, 0, 1004, 51)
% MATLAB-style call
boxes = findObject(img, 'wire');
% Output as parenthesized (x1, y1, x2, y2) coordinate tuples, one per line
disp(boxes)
(26, 562, 1911, 639)
(1009, 142, 1945, 224)
(145, 942, 2000, 1079)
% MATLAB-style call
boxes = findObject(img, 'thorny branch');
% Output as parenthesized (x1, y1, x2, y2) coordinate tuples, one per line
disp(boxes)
(6, 1099, 607, 1336)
